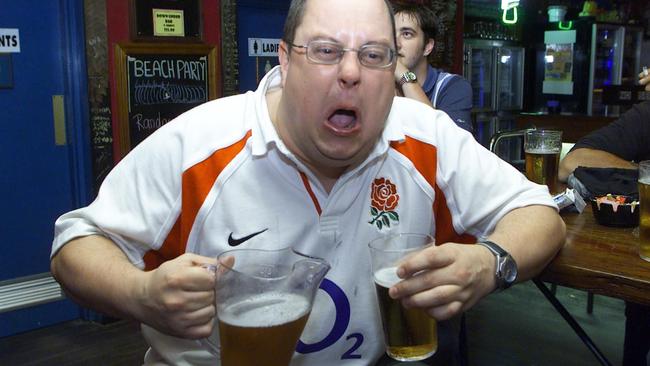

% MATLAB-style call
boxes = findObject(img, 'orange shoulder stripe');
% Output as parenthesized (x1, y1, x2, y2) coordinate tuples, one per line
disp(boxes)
(144, 131, 252, 270)
(391, 137, 475, 245)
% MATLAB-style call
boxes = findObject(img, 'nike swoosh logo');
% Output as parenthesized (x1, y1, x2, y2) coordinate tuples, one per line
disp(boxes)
(227, 228, 268, 247)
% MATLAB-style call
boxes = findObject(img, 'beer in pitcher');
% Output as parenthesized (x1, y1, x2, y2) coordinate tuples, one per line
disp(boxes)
(218, 292, 311, 366)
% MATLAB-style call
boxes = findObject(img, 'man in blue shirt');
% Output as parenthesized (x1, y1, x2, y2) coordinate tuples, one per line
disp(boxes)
(392, 2, 473, 133)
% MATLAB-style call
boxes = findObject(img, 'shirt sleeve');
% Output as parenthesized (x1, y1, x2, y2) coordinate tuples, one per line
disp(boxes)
(51, 118, 186, 267)
(571, 101, 650, 162)
(433, 116, 556, 238)
(435, 76, 474, 133)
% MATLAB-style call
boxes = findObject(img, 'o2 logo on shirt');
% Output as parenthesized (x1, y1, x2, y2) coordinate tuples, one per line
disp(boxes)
(296, 279, 364, 359)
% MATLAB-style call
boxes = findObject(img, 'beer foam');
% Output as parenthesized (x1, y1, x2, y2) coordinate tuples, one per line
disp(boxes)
(374, 267, 401, 288)
(219, 292, 310, 328)
(525, 148, 559, 154)
(640, 178, 650, 185)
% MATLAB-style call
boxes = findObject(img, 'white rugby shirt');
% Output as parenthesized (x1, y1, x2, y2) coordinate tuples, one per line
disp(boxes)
(52, 66, 556, 365)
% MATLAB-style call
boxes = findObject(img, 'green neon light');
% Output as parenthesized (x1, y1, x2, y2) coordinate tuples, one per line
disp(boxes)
(558, 21, 573, 30)
(502, 6, 518, 24)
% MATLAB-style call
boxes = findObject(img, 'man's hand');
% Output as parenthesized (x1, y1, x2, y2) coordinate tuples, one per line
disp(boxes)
(389, 242, 495, 320)
(394, 58, 409, 86)
(639, 67, 650, 92)
(137, 253, 218, 339)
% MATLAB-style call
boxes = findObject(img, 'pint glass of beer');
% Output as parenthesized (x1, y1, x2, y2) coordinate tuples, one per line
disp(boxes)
(639, 161, 650, 261)
(524, 129, 562, 194)
(368, 233, 437, 361)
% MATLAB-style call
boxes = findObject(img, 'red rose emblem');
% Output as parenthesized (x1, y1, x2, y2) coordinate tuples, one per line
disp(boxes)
(369, 178, 400, 230)
(371, 178, 399, 211)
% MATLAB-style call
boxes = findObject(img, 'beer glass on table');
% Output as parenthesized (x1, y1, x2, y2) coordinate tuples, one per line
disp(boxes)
(639, 161, 650, 261)
(199, 247, 330, 366)
(368, 233, 438, 362)
(524, 129, 562, 194)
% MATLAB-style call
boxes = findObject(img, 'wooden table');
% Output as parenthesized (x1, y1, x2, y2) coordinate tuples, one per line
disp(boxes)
(539, 206, 650, 305)
(532, 205, 650, 366)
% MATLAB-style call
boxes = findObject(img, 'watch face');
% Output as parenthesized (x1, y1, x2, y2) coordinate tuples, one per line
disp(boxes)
(501, 257, 518, 283)
(406, 71, 416, 81)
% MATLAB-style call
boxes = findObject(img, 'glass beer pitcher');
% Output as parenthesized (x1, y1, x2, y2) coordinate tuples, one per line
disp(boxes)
(200, 247, 330, 366)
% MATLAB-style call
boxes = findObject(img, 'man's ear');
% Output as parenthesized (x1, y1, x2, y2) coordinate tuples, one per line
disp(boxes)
(423, 38, 435, 57)
(279, 40, 290, 87)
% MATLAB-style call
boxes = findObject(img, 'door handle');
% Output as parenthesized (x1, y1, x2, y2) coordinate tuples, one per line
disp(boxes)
(52, 95, 67, 146)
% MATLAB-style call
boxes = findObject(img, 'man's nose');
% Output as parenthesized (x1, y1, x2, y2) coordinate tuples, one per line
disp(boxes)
(338, 51, 361, 87)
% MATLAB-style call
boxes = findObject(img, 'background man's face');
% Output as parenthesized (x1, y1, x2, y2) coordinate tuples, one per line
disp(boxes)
(395, 12, 430, 71)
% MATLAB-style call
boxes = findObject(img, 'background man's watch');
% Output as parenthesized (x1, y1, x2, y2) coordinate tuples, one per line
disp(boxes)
(477, 240, 518, 291)
(399, 71, 417, 86)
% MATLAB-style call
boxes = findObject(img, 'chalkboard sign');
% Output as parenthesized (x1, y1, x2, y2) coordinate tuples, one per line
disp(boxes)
(115, 43, 218, 156)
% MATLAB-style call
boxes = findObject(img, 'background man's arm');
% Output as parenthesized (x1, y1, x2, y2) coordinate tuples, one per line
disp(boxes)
(559, 148, 637, 182)
(399, 81, 433, 106)
(394, 60, 432, 106)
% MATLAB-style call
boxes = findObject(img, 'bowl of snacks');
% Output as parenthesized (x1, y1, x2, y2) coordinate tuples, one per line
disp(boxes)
(590, 194, 639, 227)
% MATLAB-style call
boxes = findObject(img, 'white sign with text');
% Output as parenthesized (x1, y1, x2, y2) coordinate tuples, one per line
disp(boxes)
(248, 38, 281, 57)
(0, 29, 20, 53)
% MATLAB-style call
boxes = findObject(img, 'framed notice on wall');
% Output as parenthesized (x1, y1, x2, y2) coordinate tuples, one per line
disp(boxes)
(114, 43, 218, 156)
(130, 0, 202, 42)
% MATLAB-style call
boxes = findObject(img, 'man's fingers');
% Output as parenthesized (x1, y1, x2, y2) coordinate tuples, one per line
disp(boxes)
(390, 266, 463, 299)
(180, 252, 218, 268)
(180, 314, 216, 339)
(174, 266, 217, 291)
(396, 245, 454, 278)
(216, 255, 235, 276)
(178, 302, 216, 326)
(401, 283, 460, 307)
(425, 300, 464, 321)
(173, 289, 215, 312)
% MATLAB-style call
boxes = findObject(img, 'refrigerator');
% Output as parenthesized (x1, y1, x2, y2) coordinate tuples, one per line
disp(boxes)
(463, 38, 525, 161)
(535, 19, 643, 116)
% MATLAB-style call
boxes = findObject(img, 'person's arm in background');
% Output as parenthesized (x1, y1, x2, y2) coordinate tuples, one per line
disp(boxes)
(558, 101, 650, 182)
(639, 66, 649, 91)
(559, 148, 637, 182)
(394, 59, 432, 107)
(434, 76, 473, 133)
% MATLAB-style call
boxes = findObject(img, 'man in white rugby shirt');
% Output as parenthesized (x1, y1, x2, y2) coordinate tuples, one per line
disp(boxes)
(50, 0, 565, 364)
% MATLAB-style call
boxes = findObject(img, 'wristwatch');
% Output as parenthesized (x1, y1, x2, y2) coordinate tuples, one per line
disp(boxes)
(398, 71, 417, 86)
(477, 240, 518, 291)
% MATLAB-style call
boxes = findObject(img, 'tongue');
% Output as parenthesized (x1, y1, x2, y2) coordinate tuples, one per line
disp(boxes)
(329, 111, 356, 129)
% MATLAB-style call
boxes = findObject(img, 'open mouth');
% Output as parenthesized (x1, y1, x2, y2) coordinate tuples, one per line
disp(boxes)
(327, 109, 358, 131)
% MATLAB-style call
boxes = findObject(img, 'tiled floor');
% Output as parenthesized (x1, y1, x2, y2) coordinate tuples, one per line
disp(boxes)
(466, 280, 626, 366)
(0, 280, 629, 365)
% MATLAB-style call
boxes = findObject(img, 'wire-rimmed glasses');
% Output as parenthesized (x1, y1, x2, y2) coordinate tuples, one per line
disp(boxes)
(287, 39, 396, 69)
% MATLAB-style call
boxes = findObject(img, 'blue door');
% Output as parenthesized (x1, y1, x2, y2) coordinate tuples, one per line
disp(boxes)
(237, 0, 290, 92)
(0, 0, 90, 336)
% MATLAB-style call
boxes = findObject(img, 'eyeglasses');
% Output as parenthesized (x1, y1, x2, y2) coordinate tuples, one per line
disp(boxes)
(287, 40, 396, 69)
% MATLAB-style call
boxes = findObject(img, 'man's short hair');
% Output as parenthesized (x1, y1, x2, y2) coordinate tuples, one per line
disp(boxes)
(390, 1, 440, 41)
(282, 0, 397, 51)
